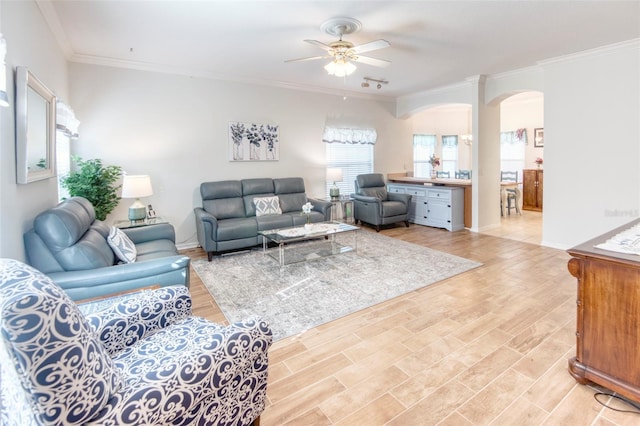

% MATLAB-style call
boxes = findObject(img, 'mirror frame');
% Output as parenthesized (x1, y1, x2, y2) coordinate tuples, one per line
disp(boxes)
(15, 66, 57, 184)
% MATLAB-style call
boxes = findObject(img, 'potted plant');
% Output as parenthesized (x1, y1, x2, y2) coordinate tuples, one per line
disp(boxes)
(60, 156, 122, 221)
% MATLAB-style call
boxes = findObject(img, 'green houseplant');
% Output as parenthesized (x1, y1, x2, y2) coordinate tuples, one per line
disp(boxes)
(60, 156, 122, 221)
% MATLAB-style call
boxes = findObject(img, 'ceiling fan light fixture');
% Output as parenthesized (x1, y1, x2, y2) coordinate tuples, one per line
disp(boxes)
(324, 59, 356, 77)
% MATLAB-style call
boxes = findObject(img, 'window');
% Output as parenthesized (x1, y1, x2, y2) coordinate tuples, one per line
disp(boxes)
(56, 133, 70, 200)
(325, 142, 374, 198)
(441, 135, 458, 176)
(500, 130, 526, 180)
(55, 101, 80, 200)
(413, 134, 436, 177)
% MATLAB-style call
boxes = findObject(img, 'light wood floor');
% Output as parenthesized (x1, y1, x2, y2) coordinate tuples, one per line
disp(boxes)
(182, 215, 640, 425)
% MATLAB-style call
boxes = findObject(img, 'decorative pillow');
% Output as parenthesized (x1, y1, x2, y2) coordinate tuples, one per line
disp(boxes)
(107, 227, 137, 263)
(254, 196, 282, 217)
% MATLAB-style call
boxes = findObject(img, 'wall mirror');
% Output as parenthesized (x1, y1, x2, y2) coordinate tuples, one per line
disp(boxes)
(15, 66, 57, 184)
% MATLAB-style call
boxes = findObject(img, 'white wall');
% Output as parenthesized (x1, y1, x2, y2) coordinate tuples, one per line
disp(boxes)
(541, 41, 640, 248)
(69, 63, 413, 247)
(0, 1, 68, 261)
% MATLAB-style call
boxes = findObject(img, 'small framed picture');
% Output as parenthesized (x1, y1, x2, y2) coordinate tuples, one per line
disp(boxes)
(534, 128, 544, 147)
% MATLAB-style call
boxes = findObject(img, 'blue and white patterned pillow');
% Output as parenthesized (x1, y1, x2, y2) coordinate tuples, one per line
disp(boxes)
(107, 227, 137, 263)
(254, 196, 282, 217)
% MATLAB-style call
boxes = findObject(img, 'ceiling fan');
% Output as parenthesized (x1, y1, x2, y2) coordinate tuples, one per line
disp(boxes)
(286, 17, 391, 77)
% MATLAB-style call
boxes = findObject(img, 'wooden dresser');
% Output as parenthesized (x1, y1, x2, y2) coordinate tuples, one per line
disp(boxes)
(566, 219, 640, 402)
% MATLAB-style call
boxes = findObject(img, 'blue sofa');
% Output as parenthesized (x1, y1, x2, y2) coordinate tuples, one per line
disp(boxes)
(194, 177, 332, 260)
(23, 197, 190, 301)
(0, 258, 272, 425)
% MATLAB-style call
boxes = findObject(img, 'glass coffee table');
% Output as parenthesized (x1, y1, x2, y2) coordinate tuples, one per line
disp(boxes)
(258, 221, 359, 267)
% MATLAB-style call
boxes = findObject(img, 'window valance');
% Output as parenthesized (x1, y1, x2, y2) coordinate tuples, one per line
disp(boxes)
(500, 128, 527, 145)
(322, 127, 377, 145)
(56, 100, 80, 139)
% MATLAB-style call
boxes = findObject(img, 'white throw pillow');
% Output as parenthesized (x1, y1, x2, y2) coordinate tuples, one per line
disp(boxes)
(107, 227, 137, 263)
(254, 196, 282, 217)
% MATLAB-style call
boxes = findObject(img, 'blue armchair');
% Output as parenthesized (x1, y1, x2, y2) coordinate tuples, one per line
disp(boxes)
(0, 258, 272, 425)
(23, 197, 190, 301)
(353, 173, 412, 231)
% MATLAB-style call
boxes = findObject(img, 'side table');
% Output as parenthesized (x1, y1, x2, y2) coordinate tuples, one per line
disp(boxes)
(114, 217, 168, 229)
(328, 198, 354, 223)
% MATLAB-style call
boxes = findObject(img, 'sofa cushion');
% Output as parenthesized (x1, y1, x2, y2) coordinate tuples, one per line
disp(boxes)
(216, 217, 258, 241)
(135, 239, 180, 261)
(273, 177, 306, 194)
(255, 214, 293, 231)
(33, 197, 96, 250)
(278, 193, 307, 213)
(382, 200, 407, 217)
(204, 198, 246, 220)
(108, 227, 137, 263)
(242, 178, 275, 196)
(361, 187, 388, 201)
(254, 196, 282, 217)
(0, 259, 122, 425)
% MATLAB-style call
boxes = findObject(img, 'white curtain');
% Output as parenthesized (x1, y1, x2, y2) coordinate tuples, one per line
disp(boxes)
(413, 134, 436, 177)
(56, 100, 80, 139)
(500, 129, 526, 177)
(322, 127, 377, 145)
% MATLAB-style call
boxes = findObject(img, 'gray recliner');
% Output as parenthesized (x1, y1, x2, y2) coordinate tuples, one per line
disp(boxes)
(23, 197, 190, 301)
(353, 173, 412, 231)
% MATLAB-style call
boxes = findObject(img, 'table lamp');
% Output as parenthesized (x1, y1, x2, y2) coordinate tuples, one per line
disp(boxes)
(327, 168, 343, 200)
(121, 175, 153, 222)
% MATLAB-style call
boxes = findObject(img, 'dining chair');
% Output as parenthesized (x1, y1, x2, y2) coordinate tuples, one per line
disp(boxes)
(500, 171, 519, 215)
(436, 171, 450, 178)
(455, 170, 471, 179)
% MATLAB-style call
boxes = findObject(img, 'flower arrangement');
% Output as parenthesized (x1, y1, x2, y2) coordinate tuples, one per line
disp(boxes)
(428, 154, 441, 168)
(535, 157, 543, 165)
(302, 202, 313, 224)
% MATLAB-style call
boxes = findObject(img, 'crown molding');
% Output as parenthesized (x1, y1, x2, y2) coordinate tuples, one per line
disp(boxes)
(69, 53, 396, 103)
(35, 0, 73, 58)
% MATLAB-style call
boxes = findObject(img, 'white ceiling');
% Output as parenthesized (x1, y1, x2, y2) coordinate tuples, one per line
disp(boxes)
(39, 0, 640, 100)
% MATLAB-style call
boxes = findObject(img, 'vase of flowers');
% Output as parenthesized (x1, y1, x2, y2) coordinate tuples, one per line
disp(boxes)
(535, 157, 543, 169)
(429, 154, 441, 179)
(302, 202, 313, 230)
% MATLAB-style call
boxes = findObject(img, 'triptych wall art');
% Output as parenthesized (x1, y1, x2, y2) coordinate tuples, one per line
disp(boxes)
(228, 122, 279, 161)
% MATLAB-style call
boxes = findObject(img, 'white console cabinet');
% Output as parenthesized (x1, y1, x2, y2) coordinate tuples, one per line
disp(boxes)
(388, 183, 464, 231)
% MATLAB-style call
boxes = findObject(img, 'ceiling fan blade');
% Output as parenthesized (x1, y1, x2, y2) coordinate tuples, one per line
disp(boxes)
(285, 55, 331, 63)
(351, 39, 390, 54)
(352, 55, 391, 68)
(304, 39, 332, 51)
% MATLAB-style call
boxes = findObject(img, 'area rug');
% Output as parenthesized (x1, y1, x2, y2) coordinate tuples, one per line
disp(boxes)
(192, 231, 481, 341)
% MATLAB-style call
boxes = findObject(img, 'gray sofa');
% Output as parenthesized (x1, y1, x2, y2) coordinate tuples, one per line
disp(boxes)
(194, 177, 332, 260)
(23, 197, 190, 301)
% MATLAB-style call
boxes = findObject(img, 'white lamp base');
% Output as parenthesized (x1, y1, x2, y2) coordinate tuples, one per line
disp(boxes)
(128, 199, 146, 221)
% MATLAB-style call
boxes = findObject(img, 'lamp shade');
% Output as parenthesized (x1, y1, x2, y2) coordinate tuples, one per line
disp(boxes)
(121, 175, 153, 198)
(326, 168, 343, 183)
(324, 59, 356, 77)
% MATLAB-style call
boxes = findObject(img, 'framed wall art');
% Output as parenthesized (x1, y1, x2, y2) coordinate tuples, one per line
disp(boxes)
(534, 128, 544, 147)
(228, 122, 279, 161)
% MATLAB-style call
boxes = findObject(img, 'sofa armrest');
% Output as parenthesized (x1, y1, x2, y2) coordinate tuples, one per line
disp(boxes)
(48, 255, 191, 300)
(122, 223, 176, 244)
(94, 316, 272, 425)
(80, 286, 193, 357)
(194, 207, 219, 251)
(388, 192, 412, 205)
(308, 198, 333, 220)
